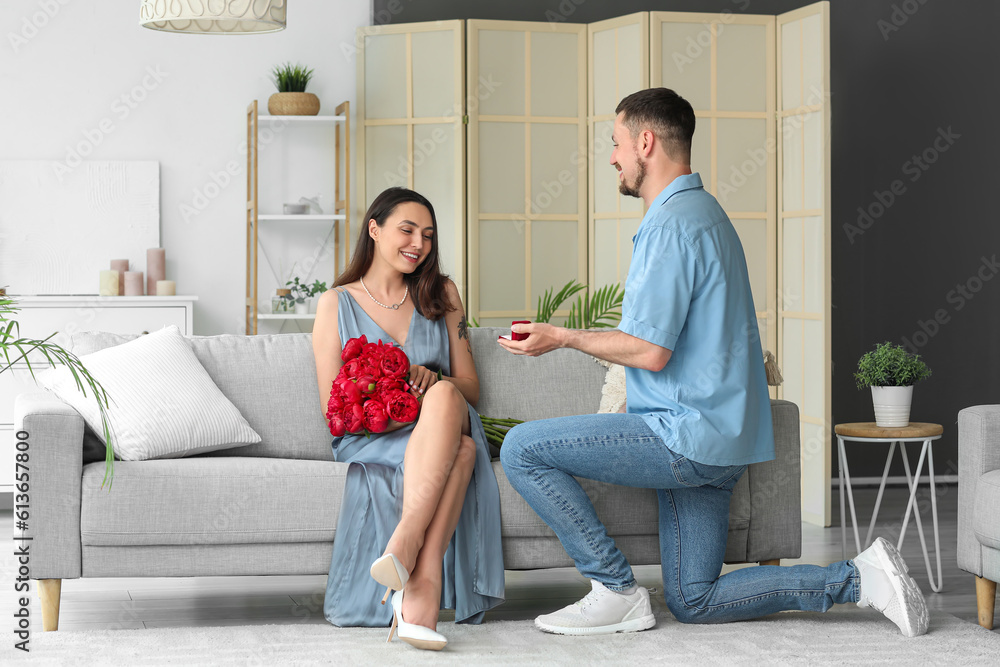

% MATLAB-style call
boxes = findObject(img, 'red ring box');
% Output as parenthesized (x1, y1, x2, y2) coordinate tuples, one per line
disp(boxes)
(511, 320, 531, 341)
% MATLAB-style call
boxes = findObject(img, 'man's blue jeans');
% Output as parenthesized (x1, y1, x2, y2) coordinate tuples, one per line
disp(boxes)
(500, 413, 860, 623)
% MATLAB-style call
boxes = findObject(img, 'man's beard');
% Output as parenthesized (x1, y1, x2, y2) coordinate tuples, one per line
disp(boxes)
(618, 155, 646, 198)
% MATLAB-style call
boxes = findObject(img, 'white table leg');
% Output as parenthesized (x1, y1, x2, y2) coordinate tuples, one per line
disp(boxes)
(899, 442, 943, 592)
(865, 441, 896, 550)
(926, 441, 943, 592)
(839, 437, 862, 555)
(839, 437, 847, 559)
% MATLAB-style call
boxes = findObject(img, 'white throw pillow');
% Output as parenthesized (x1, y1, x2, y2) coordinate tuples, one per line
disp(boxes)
(594, 358, 627, 414)
(38, 325, 261, 461)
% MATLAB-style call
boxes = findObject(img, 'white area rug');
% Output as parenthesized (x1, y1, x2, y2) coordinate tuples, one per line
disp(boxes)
(6, 609, 998, 666)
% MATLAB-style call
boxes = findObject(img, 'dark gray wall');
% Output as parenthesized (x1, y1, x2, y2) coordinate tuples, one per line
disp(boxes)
(373, 0, 1000, 479)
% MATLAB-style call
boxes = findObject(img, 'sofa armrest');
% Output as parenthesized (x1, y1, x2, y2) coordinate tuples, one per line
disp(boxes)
(743, 399, 802, 562)
(14, 391, 85, 579)
(958, 404, 1000, 576)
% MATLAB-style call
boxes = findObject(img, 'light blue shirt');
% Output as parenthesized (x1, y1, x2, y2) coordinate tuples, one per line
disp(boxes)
(619, 173, 775, 466)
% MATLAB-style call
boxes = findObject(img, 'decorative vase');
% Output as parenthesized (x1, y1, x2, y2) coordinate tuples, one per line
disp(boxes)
(871, 385, 913, 428)
(268, 92, 320, 116)
(294, 300, 309, 315)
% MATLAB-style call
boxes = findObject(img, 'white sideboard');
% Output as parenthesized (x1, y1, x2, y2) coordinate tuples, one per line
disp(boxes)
(1, 296, 197, 496)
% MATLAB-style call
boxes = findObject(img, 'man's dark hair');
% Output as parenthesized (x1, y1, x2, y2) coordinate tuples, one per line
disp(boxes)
(615, 88, 695, 163)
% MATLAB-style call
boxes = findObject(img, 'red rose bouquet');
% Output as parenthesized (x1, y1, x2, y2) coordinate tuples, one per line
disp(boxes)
(326, 335, 422, 437)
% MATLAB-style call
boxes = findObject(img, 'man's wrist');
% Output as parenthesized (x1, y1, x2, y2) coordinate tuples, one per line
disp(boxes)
(558, 326, 576, 350)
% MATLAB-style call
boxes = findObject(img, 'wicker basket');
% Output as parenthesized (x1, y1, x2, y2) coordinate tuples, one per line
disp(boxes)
(267, 92, 320, 116)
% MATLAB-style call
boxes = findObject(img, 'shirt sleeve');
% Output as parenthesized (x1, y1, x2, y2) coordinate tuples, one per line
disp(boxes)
(618, 224, 698, 351)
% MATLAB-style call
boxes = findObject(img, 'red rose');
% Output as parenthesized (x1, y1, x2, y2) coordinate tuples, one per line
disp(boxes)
(341, 358, 363, 379)
(341, 335, 368, 362)
(357, 374, 377, 394)
(385, 390, 420, 424)
(341, 379, 362, 405)
(344, 403, 365, 433)
(375, 377, 404, 403)
(362, 400, 389, 433)
(328, 413, 346, 437)
(381, 346, 410, 378)
(326, 392, 344, 421)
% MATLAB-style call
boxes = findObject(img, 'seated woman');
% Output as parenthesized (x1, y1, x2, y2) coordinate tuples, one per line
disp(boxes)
(313, 187, 504, 651)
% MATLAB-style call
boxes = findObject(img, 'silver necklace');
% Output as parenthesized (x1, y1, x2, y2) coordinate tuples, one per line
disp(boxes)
(360, 276, 408, 310)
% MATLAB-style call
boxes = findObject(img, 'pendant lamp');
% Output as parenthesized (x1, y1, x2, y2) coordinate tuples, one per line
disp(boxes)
(140, 0, 286, 34)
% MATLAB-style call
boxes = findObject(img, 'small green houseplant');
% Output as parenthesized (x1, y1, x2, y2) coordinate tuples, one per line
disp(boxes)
(268, 62, 319, 115)
(1, 295, 116, 487)
(854, 341, 932, 427)
(286, 278, 328, 314)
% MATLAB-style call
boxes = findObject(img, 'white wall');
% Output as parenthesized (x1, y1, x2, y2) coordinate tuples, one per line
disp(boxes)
(0, 0, 370, 334)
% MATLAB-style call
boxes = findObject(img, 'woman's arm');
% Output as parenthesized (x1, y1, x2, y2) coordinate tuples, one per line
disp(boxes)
(312, 289, 343, 417)
(441, 279, 480, 407)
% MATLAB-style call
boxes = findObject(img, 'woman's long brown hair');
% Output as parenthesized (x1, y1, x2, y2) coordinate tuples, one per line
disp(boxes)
(334, 187, 453, 320)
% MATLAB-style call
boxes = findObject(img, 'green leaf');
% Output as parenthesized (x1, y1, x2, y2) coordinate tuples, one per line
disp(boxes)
(536, 280, 587, 323)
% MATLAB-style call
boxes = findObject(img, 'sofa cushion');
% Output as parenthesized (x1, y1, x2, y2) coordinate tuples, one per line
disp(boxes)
(472, 327, 605, 423)
(80, 457, 346, 546)
(973, 469, 1000, 549)
(39, 326, 261, 460)
(61, 330, 335, 461)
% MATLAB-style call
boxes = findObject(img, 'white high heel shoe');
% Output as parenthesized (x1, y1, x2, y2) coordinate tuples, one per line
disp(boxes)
(386, 590, 447, 651)
(370, 553, 409, 605)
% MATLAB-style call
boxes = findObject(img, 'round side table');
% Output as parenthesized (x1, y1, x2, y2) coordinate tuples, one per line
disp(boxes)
(834, 421, 943, 592)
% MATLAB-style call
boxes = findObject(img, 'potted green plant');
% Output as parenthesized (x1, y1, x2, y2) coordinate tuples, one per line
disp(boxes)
(308, 280, 328, 313)
(285, 278, 328, 315)
(854, 341, 932, 427)
(268, 62, 319, 116)
(1, 294, 116, 487)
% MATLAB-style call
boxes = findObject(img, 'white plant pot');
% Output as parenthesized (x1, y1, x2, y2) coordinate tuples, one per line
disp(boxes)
(294, 301, 309, 315)
(871, 385, 913, 427)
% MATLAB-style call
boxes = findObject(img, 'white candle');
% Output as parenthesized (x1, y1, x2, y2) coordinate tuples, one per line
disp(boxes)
(155, 280, 176, 296)
(99, 270, 119, 296)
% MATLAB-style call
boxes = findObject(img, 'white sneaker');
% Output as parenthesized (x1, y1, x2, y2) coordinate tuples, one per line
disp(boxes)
(855, 537, 929, 637)
(534, 580, 656, 636)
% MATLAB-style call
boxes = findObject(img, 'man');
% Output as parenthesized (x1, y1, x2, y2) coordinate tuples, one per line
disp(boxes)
(498, 88, 928, 638)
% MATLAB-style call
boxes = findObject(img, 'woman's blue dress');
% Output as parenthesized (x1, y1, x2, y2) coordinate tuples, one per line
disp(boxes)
(323, 289, 505, 627)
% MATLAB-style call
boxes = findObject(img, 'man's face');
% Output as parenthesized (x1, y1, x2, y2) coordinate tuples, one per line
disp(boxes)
(610, 113, 646, 198)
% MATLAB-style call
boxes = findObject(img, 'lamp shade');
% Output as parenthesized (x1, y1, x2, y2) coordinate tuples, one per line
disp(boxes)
(140, 0, 286, 34)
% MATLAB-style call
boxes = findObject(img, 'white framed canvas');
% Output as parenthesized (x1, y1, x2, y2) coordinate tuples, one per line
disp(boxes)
(0, 160, 160, 295)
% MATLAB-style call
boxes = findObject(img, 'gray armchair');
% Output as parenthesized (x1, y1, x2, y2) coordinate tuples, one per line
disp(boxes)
(957, 405, 1000, 629)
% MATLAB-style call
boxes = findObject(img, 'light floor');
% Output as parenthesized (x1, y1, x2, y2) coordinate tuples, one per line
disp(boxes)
(3, 485, 996, 633)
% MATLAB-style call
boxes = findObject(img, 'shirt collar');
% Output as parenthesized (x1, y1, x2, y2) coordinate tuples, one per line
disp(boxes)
(648, 172, 704, 210)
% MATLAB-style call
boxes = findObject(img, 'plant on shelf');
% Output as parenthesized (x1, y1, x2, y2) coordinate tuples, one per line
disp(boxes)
(286, 277, 311, 304)
(854, 341, 932, 428)
(268, 62, 320, 116)
(0, 294, 116, 487)
(308, 280, 328, 299)
(536, 280, 624, 329)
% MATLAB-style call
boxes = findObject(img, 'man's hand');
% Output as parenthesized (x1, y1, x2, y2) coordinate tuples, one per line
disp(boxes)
(497, 322, 565, 357)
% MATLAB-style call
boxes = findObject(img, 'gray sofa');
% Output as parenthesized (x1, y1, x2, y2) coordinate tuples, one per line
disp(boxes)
(957, 404, 1000, 629)
(17, 327, 802, 631)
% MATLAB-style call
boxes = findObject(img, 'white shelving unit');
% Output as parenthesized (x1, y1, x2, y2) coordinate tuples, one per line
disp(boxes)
(245, 102, 350, 335)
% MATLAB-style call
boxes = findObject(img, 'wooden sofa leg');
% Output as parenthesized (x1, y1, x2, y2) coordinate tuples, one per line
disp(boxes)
(38, 579, 61, 631)
(759, 559, 780, 566)
(976, 576, 996, 630)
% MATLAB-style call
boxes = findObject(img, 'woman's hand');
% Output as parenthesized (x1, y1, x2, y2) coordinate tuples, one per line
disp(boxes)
(407, 364, 439, 396)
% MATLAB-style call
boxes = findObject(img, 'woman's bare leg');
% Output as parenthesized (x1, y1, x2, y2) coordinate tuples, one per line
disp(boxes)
(400, 434, 477, 629)
(383, 382, 470, 576)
